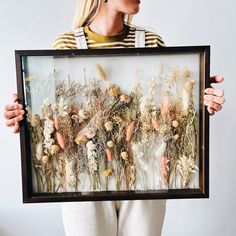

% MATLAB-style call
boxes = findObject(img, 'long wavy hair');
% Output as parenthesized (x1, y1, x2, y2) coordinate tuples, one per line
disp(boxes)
(73, 0, 133, 29)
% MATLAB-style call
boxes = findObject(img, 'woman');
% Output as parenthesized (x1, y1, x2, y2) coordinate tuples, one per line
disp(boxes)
(3, 0, 225, 235)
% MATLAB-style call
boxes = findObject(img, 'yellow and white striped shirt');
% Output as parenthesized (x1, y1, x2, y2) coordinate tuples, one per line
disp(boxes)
(52, 23, 165, 49)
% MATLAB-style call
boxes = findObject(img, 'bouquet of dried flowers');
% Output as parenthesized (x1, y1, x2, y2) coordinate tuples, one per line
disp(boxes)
(26, 64, 199, 193)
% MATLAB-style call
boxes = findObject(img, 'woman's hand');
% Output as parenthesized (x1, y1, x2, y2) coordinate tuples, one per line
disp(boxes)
(3, 93, 25, 133)
(204, 76, 225, 116)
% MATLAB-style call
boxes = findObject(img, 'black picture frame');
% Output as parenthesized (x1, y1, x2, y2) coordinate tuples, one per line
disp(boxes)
(15, 46, 210, 203)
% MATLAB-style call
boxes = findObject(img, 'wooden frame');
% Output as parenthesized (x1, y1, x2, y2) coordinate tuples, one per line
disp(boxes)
(15, 46, 210, 203)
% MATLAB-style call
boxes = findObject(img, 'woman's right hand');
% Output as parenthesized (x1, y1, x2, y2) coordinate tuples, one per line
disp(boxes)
(4, 93, 25, 133)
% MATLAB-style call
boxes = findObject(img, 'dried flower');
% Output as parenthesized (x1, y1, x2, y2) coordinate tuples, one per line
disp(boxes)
(50, 144, 60, 155)
(161, 97, 171, 115)
(78, 110, 90, 120)
(172, 120, 179, 128)
(173, 134, 179, 140)
(106, 148, 113, 162)
(42, 155, 49, 164)
(159, 124, 170, 134)
(119, 94, 131, 104)
(126, 121, 135, 142)
(43, 118, 55, 152)
(104, 121, 113, 131)
(43, 118, 54, 140)
(182, 69, 191, 79)
(58, 97, 69, 116)
(182, 80, 195, 114)
(109, 86, 121, 97)
(160, 155, 170, 182)
(75, 135, 88, 144)
(86, 140, 96, 150)
(96, 63, 107, 80)
(54, 115, 60, 130)
(36, 142, 43, 161)
(56, 132, 65, 150)
(102, 168, 113, 177)
(120, 151, 128, 160)
(106, 140, 114, 148)
(87, 143, 98, 174)
(177, 155, 199, 187)
(31, 114, 41, 127)
(151, 118, 160, 131)
(113, 116, 123, 124)
(84, 127, 96, 139)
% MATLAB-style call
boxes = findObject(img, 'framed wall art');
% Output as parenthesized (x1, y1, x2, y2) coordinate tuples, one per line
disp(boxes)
(15, 46, 210, 203)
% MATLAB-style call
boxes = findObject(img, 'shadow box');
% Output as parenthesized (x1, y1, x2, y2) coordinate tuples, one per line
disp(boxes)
(15, 46, 210, 203)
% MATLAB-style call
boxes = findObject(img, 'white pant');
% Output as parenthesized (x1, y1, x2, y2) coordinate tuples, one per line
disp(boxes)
(61, 199, 166, 236)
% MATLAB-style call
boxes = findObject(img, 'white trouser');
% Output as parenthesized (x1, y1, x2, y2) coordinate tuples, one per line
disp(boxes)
(61, 199, 166, 236)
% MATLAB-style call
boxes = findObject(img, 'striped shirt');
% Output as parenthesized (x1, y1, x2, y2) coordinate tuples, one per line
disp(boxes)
(52, 23, 165, 49)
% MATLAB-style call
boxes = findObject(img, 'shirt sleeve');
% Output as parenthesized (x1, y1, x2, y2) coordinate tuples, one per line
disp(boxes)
(52, 32, 77, 49)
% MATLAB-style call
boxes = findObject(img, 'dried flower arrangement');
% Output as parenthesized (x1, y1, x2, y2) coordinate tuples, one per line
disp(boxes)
(26, 64, 199, 193)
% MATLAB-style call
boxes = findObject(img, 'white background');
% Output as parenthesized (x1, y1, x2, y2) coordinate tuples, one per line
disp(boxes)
(0, 0, 235, 235)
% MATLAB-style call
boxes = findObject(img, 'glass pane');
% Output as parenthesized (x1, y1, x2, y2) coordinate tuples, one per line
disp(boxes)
(22, 52, 200, 193)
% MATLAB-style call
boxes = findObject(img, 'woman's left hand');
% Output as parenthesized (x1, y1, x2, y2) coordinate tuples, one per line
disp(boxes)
(204, 76, 225, 116)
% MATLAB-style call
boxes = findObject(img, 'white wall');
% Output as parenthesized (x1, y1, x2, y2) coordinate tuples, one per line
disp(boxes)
(0, 0, 235, 235)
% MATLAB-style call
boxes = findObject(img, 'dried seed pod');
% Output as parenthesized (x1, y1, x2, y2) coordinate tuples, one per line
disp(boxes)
(126, 121, 135, 142)
(54, 115, 59, 130)
(56, 132, 65, 150)
(106, 148, 113, 162)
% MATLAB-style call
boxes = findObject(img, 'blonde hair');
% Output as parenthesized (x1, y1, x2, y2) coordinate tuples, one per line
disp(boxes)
(73, 0, 133, 29)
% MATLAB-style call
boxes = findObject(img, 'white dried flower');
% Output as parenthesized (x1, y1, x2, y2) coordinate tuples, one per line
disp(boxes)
(43, 118, 54, 139)
(173, 134, 179, 140)
(121, 151, 129, 160)
(58, 97, 69, 116)
(87, 142, 98, 174)
(86, 140, 96, 150)
(78, 110, 89, 120)
(172, 120, 179, 128)
(42, 155, 49, 164)
(50, 144, 60, 155)
(36, 142, 43, 161)
(43, 118, 55, 153)
(106, 140, 114, 148)
(104, 121, 113, 131)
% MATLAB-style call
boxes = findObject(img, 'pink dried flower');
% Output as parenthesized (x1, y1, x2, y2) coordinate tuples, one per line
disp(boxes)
(160, 155, 170, 183)
(84, 127, 96, 139)
(161, 97, 171, 115)
(119, 94, 131, 104)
